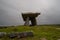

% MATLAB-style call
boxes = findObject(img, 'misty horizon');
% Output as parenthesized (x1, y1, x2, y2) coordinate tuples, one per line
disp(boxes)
(0, 0, 60, 26)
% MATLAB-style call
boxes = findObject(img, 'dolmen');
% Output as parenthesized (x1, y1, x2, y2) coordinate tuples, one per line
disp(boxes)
(22, 12, 40, 26)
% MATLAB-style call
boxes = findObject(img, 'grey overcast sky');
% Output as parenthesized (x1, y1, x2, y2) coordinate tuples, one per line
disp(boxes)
(0, 0, 60, 26)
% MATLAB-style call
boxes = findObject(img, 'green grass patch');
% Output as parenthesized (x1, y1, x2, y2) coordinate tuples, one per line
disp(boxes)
(0, 25, 60, 40)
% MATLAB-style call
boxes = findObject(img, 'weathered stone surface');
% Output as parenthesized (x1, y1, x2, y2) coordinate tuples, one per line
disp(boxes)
(0, 32, 6, 38)
(7, 32, 17, 38)
(22, 12, 40, 26)
(22, 13, 40, 21)
(24, 17, 29, 26)
(17, 32, 34, 38)
(30, 17, 37, 26)
(0, 32, 34, 38)
(26, 32, 34, 37)
(17, 32, 24, 38)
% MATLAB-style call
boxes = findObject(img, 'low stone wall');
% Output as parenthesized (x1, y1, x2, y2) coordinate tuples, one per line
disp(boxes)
(0, 32, 34, 39)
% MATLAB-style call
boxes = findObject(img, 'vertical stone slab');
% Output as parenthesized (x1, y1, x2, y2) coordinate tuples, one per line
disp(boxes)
(24, 17, 29, 26)
(30, 17, 37, 26)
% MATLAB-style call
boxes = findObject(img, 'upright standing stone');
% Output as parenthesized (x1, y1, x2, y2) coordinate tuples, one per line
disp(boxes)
(30, 17, 37, 26)
(24, 17, 29, 26)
